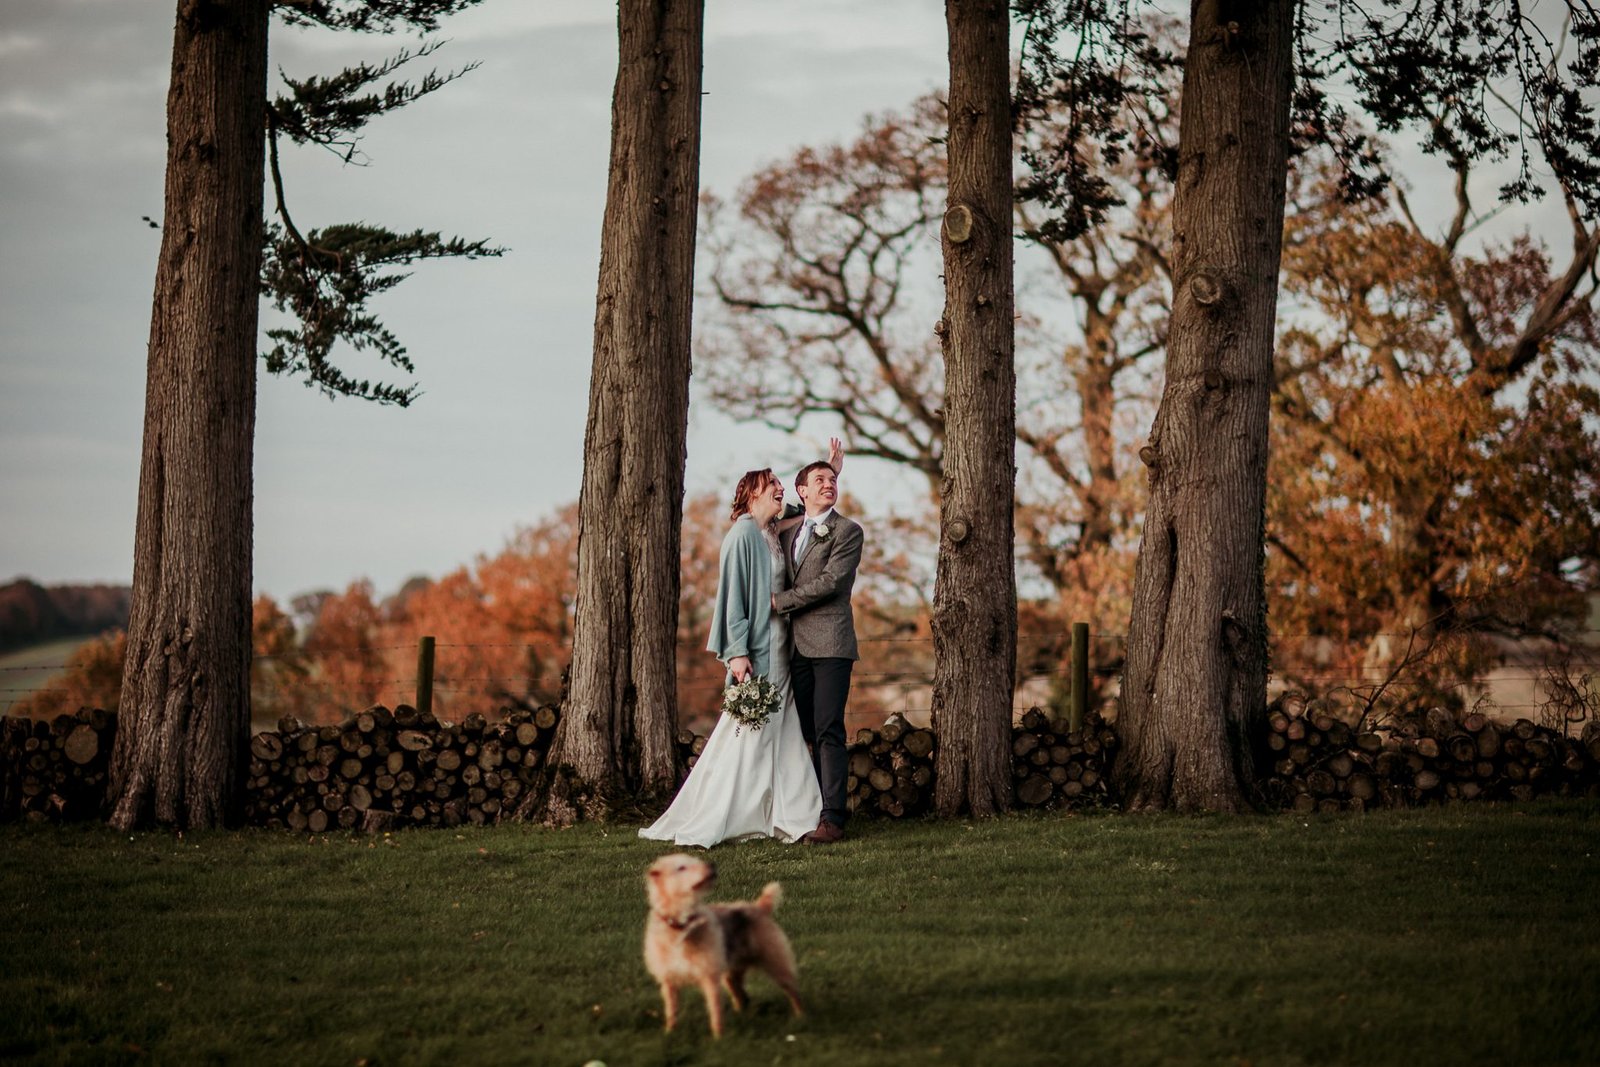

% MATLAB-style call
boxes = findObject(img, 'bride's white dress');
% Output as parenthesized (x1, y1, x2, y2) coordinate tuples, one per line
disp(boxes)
(639, 530, 822, 848)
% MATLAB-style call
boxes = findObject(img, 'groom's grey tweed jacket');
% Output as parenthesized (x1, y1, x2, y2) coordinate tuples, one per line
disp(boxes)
(775, 512, 864, 660)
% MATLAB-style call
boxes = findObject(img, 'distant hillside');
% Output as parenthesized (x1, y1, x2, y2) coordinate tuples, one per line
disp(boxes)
(0, 579, 131, 654)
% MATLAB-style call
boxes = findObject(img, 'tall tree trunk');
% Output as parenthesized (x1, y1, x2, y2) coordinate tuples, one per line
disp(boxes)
(932, 0, 1016, 817)
(109, 0, 269, 831)
(541, 0, 704, 822)
(1114, 0, 1295, 812)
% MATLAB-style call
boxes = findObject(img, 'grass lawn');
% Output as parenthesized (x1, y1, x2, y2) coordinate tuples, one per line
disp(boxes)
(3, 803, 1598, 1066)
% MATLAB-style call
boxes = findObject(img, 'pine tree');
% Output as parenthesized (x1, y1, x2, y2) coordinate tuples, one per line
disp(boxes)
(110, 0, 497, 831)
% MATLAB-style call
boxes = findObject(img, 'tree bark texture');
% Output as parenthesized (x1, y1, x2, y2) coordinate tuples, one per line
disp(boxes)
(1114, 0, 1295, 812)
(109, 0, 269, 831)
(931, 0, 1016, 818)
(549, 0, 704, 820)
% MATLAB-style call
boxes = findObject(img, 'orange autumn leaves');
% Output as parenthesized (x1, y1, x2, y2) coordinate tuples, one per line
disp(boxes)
(1269, 169, 1600, 700)
(16, 495, 846, 730)
(252, 503, 587, 725)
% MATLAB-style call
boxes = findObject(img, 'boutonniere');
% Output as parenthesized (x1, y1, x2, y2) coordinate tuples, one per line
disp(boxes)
(812, 522, 831, 540)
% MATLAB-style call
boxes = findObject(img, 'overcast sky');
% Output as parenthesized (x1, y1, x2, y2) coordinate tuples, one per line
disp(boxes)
(0, 1, 948, 599)
(1, 2, 1576, 604)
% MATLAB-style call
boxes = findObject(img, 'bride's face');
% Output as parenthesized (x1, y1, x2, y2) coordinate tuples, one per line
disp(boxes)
(749, 476, 784, 523)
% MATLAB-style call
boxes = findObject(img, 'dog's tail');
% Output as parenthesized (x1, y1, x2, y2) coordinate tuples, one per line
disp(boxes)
(755, 881, 783, 914)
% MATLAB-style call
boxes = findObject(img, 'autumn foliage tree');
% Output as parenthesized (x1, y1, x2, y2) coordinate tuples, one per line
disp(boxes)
(15, 590, 371, 727)
(700, 3, 1600, 795)
(9, 633, 129, 722)
(20, 499, 747, 739)
(1021, 0, 1600, 811)
(697, 83, 1175, 673)
(250, 595, 313, 722)
(1269, 154, 1600, 711)
(389, 510, 580, 710)
(14, 597, 346, 726)
(262, 496, 734, 730)
(250, 506, 583, 723)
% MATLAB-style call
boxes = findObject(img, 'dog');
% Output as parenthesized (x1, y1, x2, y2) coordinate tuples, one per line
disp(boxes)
(643, 852, 803, 1037)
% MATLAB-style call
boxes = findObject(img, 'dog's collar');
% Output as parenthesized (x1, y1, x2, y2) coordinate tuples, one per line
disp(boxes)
(652, 909, 707, 933)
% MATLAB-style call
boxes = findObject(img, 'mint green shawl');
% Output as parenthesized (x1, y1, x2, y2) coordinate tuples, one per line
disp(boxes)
(705, 515, 773, 679)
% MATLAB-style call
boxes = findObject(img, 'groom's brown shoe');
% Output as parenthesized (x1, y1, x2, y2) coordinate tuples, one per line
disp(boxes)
(804, 821, 844, 845)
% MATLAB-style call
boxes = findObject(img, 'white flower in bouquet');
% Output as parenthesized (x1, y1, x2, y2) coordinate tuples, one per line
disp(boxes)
(722, 676, 782, 734)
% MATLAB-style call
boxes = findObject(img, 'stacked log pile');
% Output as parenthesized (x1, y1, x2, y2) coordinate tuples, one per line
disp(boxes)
(671, 707, 1114, 819)
(1260, 703, 1600, 812)
(846, 712, 937, 817)
(676, 729, 707, 776)
(0, 707, 115, 821)
(1010, 708, 1119, 811)
(672, 712, 941, 817)
(243, 703, 562, 831)
(7, 697, 1600, 826)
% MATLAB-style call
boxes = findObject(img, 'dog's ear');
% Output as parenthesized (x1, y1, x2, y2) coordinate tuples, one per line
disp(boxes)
(645, 865, 669, 911)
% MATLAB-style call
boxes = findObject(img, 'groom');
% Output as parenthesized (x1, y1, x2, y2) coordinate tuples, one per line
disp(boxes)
(775, 458, 864, 845)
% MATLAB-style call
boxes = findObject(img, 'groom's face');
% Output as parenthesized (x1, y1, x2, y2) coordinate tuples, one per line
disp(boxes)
(799, 468, 837, 512)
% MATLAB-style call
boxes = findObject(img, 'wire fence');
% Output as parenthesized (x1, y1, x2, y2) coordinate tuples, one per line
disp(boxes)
(6, 625, 1599, 728)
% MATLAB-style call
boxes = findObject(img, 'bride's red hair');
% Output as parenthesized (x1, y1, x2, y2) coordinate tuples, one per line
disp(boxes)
(729, 468, 775, 521)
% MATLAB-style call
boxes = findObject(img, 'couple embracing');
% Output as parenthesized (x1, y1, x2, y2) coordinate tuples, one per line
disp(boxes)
(641, 441, 863, 849)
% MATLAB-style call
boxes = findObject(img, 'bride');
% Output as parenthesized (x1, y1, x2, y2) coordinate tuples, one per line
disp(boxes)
(639, 465, 824, 848)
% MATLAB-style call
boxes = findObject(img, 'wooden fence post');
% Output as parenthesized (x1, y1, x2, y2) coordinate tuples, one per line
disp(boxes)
(1069, 622, 1089, 731)
(416, 635, 435, 719)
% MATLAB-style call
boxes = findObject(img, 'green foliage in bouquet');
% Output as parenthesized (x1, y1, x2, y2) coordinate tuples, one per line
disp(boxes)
(721, 676, 782, 734)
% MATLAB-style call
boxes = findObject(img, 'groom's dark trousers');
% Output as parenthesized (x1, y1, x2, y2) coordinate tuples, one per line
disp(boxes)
(791, 652, 851, 828)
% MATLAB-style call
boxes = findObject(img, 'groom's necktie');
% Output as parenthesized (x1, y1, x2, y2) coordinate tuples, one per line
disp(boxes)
(794, 518, 815, 563)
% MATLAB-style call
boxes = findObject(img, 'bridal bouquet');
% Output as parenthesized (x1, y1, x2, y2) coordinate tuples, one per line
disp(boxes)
(722, 675, 782, 734)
